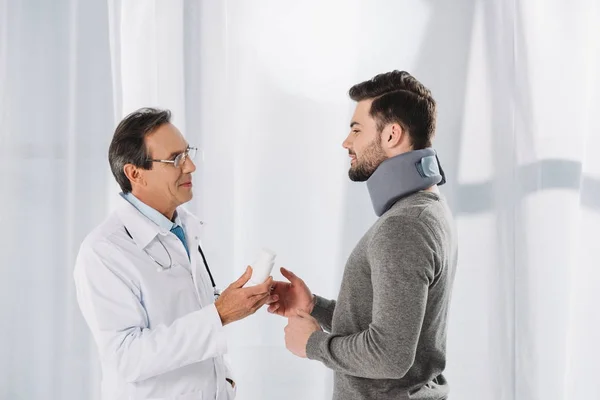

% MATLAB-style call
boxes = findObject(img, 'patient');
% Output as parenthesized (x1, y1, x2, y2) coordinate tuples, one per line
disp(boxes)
(268, 70, 458, 400)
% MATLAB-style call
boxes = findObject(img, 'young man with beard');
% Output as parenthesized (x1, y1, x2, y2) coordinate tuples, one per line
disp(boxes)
(268, 71, 458, 400)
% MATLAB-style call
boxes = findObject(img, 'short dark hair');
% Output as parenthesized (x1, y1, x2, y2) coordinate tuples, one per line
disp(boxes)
(108, 107, 172, 193)
(349, 70, 436, 149)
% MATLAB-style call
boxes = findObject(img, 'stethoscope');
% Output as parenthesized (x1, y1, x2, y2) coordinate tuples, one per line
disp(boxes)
(124, 226, 221, 299)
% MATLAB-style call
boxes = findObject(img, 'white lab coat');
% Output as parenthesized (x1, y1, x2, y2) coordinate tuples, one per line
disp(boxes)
(74, 196, 236, 400)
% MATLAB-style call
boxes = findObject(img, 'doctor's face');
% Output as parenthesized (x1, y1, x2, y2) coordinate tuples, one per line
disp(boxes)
(142, 123, 196, 210)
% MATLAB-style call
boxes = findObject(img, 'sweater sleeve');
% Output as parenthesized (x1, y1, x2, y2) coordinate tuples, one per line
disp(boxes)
(310, 295, 336, 332)
(305, 215, 437, 379)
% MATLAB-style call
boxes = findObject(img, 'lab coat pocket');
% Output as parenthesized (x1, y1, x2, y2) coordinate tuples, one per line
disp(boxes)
(225, 381, 236, 399)
(149, 263, 202, 322)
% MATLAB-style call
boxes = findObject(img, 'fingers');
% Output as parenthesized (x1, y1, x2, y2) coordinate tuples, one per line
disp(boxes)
(265, 294, 279, 305)
(250, 292, 272, 313)
(246, 276, 273, 296)
(280, 267, 299, 283)
(269, 281, 288, 296)
(261, 294, 279, 313)
(232, 266, 253, 288)
(267, 303, 281, 314)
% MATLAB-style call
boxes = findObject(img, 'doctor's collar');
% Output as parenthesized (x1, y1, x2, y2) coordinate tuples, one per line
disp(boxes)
(116, 195, 167, 250)
(120, 192, 183, 231)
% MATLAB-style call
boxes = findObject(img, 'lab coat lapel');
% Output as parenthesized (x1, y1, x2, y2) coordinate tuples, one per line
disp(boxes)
(180, 209, 214, 305)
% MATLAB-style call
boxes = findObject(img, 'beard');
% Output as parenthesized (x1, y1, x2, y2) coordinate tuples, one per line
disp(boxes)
(348, 137, 387, 182)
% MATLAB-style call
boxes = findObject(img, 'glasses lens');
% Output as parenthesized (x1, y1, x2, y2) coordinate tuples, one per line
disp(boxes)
(187, 147, 197, 161)
(174, 152, 185, 168)
(173, 147, 197, 168)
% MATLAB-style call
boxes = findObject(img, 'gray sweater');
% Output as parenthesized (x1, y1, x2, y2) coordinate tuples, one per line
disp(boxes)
(307, 191, 457, 400)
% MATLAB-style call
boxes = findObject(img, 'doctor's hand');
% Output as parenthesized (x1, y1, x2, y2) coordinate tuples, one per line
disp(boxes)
(284, 309, 322, 358)
(214, 266, 277, 326)
(267, 267, 314, 318)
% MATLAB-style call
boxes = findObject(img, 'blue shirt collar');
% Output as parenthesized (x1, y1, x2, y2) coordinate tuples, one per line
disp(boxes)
(120, 192, 183, 231)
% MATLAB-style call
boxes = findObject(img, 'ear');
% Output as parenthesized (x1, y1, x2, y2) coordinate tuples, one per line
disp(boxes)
(382, 123, 405, 149)
(123, 163, 145, 188)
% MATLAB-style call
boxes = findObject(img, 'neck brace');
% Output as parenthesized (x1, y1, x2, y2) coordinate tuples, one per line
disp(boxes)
(366, 148, 446, 217)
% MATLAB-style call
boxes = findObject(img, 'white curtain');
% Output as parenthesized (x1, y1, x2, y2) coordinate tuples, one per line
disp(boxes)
(1, 1, 599, 399)
(0, 0, 114, 399)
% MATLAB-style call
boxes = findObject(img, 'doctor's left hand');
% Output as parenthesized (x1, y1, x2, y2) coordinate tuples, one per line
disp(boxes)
(215, 266, 278, 326)
(284, 309, 322, 358)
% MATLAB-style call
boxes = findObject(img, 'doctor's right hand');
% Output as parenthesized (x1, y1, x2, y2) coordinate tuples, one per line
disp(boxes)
(214, 266, 276, 326)
(267, 267, 314, 318)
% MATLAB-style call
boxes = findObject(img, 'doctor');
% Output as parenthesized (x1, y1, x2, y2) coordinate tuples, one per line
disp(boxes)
(74, 108, 276, 400)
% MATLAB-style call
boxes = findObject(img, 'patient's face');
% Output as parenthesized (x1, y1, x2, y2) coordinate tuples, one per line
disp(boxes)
(342, 100, 387, 182)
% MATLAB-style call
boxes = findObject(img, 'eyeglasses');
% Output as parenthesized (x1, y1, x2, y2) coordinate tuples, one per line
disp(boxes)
(148, 146, 198, 168)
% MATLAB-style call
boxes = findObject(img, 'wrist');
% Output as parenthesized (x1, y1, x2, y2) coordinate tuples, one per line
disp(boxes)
(214, 301, 229, 326)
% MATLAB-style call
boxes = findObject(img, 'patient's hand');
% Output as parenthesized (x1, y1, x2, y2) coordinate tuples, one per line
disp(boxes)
(267, 268, 315, 318)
